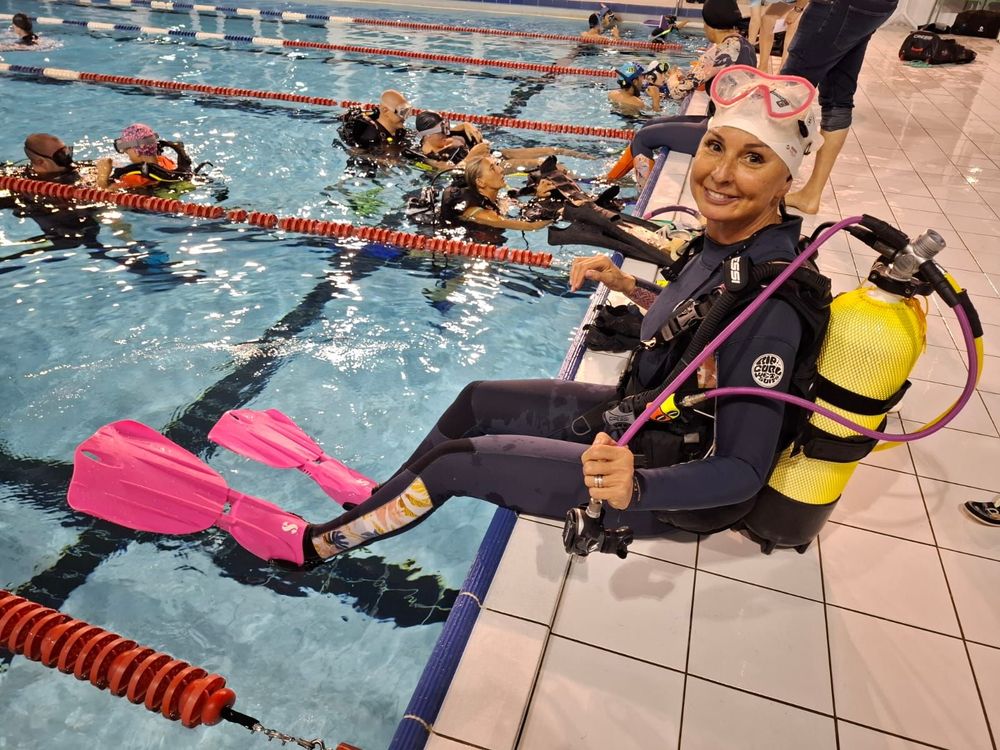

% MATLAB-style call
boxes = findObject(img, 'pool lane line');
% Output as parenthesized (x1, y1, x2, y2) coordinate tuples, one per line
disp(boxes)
(0, 175, 554, 268)
(52, 0, 682, 52)
(0, 62, 635, 141)
(6, 13, 621, 78)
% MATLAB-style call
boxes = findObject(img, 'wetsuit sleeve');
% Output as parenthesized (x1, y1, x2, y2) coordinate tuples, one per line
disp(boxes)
(634, 297, 802, 511)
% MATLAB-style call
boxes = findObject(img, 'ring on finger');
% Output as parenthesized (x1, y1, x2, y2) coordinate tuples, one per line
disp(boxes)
(595, 474, 604, 489)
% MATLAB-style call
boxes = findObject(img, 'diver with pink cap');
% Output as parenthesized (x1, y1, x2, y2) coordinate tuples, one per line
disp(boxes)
(96, 123, 193, 192)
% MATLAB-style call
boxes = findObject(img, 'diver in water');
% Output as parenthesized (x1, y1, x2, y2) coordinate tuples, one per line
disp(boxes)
(337, 89, 413, 156)
(95, 123, 193, 192)
(0, 133, 102, 250)
(650, 14, 688, 43)
(415, 112, 597, 171)
(583, 4, 621, 38)
(438, 151, 557, 231)
(608, 62, 648, 116)
(641, 60, 672, 113)
(10, 13, 38, 45)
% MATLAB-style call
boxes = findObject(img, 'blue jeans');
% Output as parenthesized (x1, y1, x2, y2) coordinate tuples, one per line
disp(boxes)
(781, 0, 898, 130)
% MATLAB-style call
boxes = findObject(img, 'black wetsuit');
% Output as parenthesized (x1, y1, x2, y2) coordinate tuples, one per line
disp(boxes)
(308, 217, 805, 560)
(340, 110, 411, 152)
(423, 130, 479, 165)
(0, 168, 101, 249)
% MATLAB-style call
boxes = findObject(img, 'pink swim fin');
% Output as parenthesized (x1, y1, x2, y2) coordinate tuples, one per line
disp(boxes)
(68, 420, 306, 566)
(208, 409, 376, 506)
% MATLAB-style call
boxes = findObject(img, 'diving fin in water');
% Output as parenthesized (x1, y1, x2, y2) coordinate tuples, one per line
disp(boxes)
(69, 421, 308, 565)
(208, 409, 376, 507)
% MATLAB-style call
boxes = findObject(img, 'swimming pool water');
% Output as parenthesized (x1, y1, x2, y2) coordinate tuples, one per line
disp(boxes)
(0, 3, 701, 748)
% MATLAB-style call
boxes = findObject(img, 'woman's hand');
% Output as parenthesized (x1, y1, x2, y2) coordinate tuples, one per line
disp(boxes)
(569, 254, 637, 294)
(581, 432, 634, 510)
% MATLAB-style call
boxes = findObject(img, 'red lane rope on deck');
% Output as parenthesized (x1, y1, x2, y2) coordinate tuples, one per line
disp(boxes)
(0, 175, 554, 268)
(0, 589, 235, 728)
(0, 63, 635, 141)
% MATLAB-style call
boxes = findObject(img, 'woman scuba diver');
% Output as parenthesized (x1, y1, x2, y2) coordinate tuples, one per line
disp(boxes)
(415, 112, 597, 172)
(284, 67, 825, 564)
(90, 66, 822, 566)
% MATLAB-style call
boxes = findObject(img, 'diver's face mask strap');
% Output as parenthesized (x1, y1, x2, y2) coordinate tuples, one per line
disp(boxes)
(710, 64, 816, 119)
(114, 135, 159, 154)
(25, 144, 75, 170)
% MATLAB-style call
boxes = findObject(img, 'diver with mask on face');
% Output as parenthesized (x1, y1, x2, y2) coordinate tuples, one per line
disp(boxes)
(95, 123, 194, 193)
(0, 133, 102, 250)
(415, 113, 597, 172)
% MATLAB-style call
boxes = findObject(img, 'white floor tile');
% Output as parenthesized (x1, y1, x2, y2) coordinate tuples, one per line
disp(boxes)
(909, 344, 974, 388)
(978, 355, 1000, 394)
(899, 379, 998, 436)
(552, 552, 694, 670)
(627, 527, 699, 569)
(517, 637, 684, 750)
(687, 573, 832, 713)
(426, 735, 478, 750)
(860, 415, 915, 474)
(696, 529, 823, 600)
(484, 517, 568, 626)
(827, 608, 993, 750)
(820, 524, 959, 635)
(831, 464, 934, 544)
(919, 476, 1000, 561)
(905, 421, 1000, 492)
(940, 550, 1000, 648)
(680, 677, 837, 750)
(936, 198, 994, 220)
(836, 722, 941, 749)
(434, 610, 547, 750)
(967, 643, 1000, 742)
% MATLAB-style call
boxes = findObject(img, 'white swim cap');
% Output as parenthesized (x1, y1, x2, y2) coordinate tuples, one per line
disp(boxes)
(707, 65, 822, 178)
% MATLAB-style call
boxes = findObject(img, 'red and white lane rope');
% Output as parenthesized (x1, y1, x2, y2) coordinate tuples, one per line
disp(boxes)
(0, 62, 635, 141)
(56, 0, 683, 52)
(0, 175, 554, 268)
(2, 13, 618, 78)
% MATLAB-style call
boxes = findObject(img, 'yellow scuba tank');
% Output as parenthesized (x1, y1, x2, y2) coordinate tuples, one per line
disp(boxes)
(743, 230, 937, 553)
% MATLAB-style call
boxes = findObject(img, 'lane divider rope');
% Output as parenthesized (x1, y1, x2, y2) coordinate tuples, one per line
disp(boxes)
(0, 62, 635, 141)
(0, 174, 554, 268)
(55, 0, 682, 52)
(3, 13, 618, 77)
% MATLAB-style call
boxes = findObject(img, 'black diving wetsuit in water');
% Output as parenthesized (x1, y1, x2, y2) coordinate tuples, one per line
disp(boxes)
(307, 218, 805, 561)
(0, 169, 101, 249)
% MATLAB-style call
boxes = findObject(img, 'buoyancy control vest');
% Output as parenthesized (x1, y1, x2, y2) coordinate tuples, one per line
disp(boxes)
(590, 219, 833, 473)
(337, 107, 411, 152)
(899, 31, 977, 64)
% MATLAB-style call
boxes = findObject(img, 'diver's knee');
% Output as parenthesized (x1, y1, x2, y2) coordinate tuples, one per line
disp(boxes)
(409, 438, 475, 474)
(821, 106, 852, 132)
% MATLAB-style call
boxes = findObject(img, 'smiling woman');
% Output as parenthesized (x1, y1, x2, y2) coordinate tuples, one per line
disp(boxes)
(83, 66, 828, 567)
